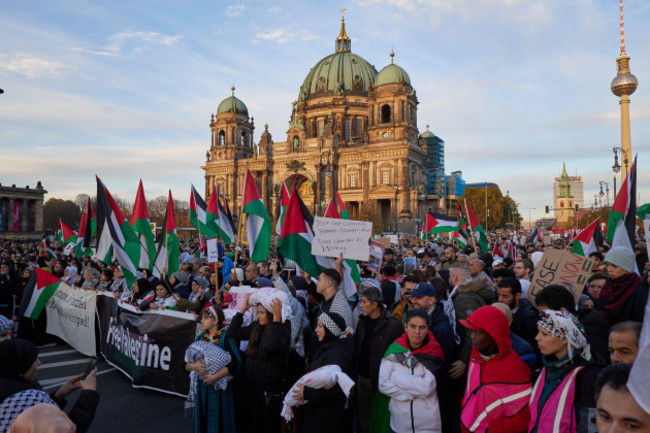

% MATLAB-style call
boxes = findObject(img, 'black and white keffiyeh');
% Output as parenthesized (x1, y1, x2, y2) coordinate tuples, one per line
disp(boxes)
(0, 389, 56, 431)
(184, 339, 232, 413)
(318, 312, 352, 339)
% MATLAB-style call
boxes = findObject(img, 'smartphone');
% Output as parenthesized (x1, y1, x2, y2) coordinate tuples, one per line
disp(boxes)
(81, 357, 98, 380)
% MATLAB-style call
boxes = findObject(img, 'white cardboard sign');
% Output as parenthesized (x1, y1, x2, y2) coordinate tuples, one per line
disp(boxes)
(206, 238, 219, 263)
(311, 217, 373, 261)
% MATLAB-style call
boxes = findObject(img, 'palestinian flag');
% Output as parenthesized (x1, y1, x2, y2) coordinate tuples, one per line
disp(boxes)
(190, 185, 220, 238)
(451, 230, 467, 248)
(74, 197, 96, 258)
(424, 213, 458, 235)
(335, 190, 350, 219)
(56, 219, 77, 244)
(152, 190, 179, 278)
(607, 156, 637, 255)
(94, 177, 139, 287)
(278, 188, 329, 278)
(130, 180, 156, 271)
(491, 240, 503, 258)
(526, 226, 539, 245)
(456, 204, 469, 238)
(275, 182, 290, 235)
(21, 268, 61, 320)
(241, 169, 272, 262)
(214, 193, 235, 244)
(636, 203, 650, 221)
(324, 198, 341, 218)
(41, 239, 56, 260)
(223, 197, 237, 236)
(464, 200, 489, 253)
(570, 219, 605, 257)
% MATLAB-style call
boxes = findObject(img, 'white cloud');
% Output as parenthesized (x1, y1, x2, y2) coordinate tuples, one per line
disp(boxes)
(267, 6, 282, 15)
(254, 28, 319, 44)
(68, 47, 119, 57)
(105, 31, 183, 53)
(225, 4, 246, 17)
(255, 29, 292, 44)
(0, 53, 68, 78)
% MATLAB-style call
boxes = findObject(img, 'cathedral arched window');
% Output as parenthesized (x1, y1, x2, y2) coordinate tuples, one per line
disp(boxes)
(241, 131, 247, 146)
(382, 170, 391, 185)
(219, 130, 225, 145)
(350, 173, 358, 188)
(560, 201, 564, 208)
(381, 104, 391, 123)
(231, 127, 235, 144)
(218, 183, 225, 195)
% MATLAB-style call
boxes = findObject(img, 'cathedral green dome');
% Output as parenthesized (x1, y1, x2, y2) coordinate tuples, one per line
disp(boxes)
(375, 62, 411, 87)
(420, 130, 435, 138)
(300, 51, 378, 99)
(217, 91, 248, 116)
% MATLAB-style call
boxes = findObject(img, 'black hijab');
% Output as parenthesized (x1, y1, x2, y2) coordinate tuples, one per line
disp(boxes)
(0, 339, 39, 401)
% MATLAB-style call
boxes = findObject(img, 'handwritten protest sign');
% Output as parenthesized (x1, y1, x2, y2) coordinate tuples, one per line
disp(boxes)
(46, 283, 97, 356)
(311, 217, 373, 261)
(206, 238, 219, 263)
(527, 249, 593, 308)
(388, 234, 399, 245)
(368, 241, 385, 273)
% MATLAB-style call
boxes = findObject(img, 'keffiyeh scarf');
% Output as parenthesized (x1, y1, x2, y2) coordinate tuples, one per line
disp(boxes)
(184, 334, 232, 413)
(538, 309, 591, 361)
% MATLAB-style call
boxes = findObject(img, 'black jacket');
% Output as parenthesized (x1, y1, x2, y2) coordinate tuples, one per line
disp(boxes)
(354, 310, 403, 392)
(511, 299, 539, 351)
(428, 302, 456, 367)
(301, 337, 353, 433)
(226, 312, 291, 385)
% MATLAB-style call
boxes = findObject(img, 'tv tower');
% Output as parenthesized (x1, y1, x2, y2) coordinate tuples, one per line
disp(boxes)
(611, 0, 638, 181)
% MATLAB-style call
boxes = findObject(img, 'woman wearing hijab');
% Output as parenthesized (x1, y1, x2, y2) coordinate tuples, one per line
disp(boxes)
(529, 310, 602, 433)
(226, 295, 290, 433)
(61, 266, 77, 286)
(175, 277, 212, 313)
(139, 281, 176, 311)
(128, 278, 153, 307)
(185, 305, 241, 433)
(0, 339, 99, 433)
(291, 312, 353, 433)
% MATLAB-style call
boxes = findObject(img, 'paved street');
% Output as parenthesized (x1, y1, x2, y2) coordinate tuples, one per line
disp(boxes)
(36, 342, 193, 433)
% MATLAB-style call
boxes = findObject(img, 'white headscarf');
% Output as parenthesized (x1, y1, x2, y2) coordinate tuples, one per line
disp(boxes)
(62, 266, 77, 285)
(538, 309, 591, 361)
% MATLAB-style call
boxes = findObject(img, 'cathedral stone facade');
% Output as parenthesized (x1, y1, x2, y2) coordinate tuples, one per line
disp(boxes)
(202, 16, 443, 232)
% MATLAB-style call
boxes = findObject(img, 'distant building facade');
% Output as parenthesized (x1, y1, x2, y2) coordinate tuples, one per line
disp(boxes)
(0, 182, 47, 239)
(553, 163, 582, 226)
(202, 16, 446, 232)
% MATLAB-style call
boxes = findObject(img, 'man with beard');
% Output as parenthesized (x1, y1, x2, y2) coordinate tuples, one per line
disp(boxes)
(496, 277, 537, 351)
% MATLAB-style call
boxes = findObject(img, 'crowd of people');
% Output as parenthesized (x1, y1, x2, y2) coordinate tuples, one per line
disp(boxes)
(0, 232, 649, 433)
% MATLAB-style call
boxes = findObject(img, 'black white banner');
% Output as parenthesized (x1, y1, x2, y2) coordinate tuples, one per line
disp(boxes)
(96, 293, 197, 397)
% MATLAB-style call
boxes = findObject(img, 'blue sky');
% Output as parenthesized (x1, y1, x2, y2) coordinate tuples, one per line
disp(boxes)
(1, 0, 649, 223)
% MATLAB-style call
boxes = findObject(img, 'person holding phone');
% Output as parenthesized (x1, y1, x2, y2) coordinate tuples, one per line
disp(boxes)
(0, 339, 99, 433)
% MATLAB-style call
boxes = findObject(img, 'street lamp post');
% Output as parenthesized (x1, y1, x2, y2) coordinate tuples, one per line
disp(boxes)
(612, 146, 629, 199)
(599, 181, 610, 207)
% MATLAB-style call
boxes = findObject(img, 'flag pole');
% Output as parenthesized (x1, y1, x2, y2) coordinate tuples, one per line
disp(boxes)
(463, 199, 478, 252)
(233, 167, 248, 267)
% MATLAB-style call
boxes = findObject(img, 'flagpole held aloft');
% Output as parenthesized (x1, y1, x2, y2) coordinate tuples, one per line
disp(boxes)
(463, 199, 478, 252)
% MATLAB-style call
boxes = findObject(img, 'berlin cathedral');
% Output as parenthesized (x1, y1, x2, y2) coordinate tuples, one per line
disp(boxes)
(202, 13, 445, 232)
